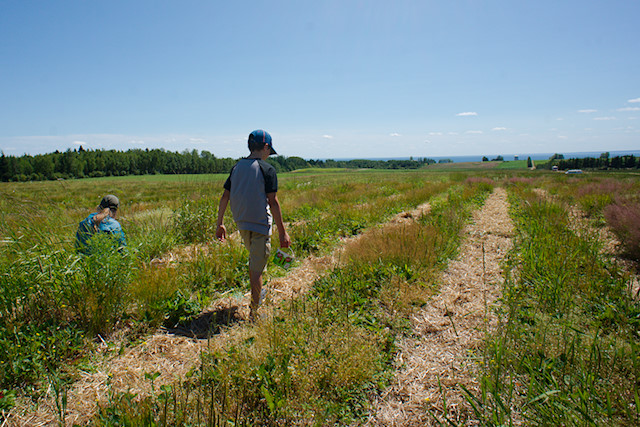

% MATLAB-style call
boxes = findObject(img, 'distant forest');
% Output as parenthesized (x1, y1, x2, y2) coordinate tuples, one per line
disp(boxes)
(551, 155, 640, 171)
(0, 147, 436, 182)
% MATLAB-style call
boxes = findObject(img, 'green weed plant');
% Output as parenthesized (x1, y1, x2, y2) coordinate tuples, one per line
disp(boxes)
(92, 178, 493, 425)
(472, 184, 640, 425)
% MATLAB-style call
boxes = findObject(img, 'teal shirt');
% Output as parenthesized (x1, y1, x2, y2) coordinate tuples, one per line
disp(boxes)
(76, 213, 126, 253)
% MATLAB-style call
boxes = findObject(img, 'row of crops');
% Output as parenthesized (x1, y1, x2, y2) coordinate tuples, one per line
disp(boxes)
(1, 170, 639, 424)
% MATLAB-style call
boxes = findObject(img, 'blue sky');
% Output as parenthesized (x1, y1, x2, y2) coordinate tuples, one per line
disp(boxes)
(1, 0, 638, 159)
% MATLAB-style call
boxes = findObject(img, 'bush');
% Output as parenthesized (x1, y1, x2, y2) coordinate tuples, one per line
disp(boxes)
(604, 201, 640, 261)
(174, 198, 218, 244)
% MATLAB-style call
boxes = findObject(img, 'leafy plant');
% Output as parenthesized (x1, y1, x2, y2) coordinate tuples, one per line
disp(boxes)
(174, 197, 219, 244)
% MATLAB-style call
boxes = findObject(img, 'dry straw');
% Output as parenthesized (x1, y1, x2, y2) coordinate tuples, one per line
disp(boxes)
(366, 188, 515, 426)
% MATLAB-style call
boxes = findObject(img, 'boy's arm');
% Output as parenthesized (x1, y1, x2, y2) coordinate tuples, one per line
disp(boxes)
(93, 208, 111, 228)
(216, 189, 230, 241)
(267, 192, 291, 248)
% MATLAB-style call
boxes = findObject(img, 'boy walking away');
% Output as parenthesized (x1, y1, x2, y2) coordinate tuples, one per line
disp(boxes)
(216, 130, 291, 320)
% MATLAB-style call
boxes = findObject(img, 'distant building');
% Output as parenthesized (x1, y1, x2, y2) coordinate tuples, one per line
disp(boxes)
(514, 155, 519, 160)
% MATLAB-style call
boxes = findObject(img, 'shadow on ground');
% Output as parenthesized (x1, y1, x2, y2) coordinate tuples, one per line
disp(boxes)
(164, 306, 242, 339)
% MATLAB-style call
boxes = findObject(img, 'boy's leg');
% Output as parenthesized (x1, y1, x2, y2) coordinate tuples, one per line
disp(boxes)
(239, 230, 271, 318)
(249, 269, 263, 315)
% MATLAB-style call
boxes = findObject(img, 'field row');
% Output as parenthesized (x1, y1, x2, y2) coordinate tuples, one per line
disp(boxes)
(1, 170, 639, 425)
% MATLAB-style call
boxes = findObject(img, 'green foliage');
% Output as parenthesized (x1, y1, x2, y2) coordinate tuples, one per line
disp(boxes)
(174, 197, 219, 244)
(0, 148, 436, 182)
(0, 388, 16, 411)
(0, 232, 132, 388)
(74, 234, 135, 334)
(159, 289, 202, 329)
(93, 175, 491, 425)
(127, 208, 179, 261)
(605, 201, 640, 261)
(184, 243, 249, 294)
(472, 185, 640, 425)
(3, 169, 639, 424)
(0, 322, 85, 390)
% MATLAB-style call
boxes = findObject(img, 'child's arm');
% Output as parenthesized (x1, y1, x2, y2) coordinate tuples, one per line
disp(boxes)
(216, 189, 230, 241)
(267, 192, 291, 248)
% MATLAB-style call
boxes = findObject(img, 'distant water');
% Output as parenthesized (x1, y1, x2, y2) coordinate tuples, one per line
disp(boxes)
(330, 150, 640, 163)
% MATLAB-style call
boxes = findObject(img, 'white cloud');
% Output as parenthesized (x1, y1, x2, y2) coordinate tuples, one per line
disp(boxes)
(456, 112, 478, 116)
(322, 134, 333, 139)
(628, 98, 640, 103)
(466, 130, 483, 134)
(617, 107, 640, 112)
(130, 140, 145, 145)
(389, 132, 401, 137)
(448, 132, 459, 135)
(492, 127, 507, 131)
(578, 109, 597, 113)
(558, 135, 568, 139)
(428, 132, 443, 136)
(594, 116, 616, 121)
(73, 140, 87, 146)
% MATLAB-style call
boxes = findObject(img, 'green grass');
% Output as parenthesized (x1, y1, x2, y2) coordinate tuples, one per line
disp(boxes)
(469, 183, 640, 425)
(92, 180, 494, 425)
(495, 160, 529, 170)
(0, 170, 455, 393)
(2, 169, 639, 425)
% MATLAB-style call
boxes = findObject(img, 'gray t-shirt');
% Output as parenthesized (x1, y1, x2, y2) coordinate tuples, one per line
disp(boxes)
(224, 158, 278, 235)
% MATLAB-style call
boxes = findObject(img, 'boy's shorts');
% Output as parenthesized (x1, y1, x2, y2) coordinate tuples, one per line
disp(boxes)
(239, 230, 271, 273)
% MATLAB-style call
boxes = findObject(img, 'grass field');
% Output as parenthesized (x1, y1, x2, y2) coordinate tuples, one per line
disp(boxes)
(1, 168, 639, 425)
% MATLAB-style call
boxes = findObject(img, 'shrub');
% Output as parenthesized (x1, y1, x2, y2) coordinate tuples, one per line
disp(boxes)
(174, 197, 219, 244)
(604, 201, 640, 261)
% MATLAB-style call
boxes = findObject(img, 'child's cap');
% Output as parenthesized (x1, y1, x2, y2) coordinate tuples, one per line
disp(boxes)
(99, 194, 120, 210)
(249, 129, 277, 155)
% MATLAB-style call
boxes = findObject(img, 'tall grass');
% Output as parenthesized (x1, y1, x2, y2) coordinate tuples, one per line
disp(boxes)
(0, 231, 132, 388)
(471, 185, 640, 425)
(0, 171, 453, 396)
(604, 200, 640, 262)
(92, 180, 494, 425)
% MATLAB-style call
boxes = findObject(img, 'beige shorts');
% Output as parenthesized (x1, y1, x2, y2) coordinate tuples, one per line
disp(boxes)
(239, 230, 271, 273)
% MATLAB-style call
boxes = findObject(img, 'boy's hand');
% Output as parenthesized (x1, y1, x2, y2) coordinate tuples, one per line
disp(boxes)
(279, 231, 291, 248)
(93, 208, 111, 225)
(216, 224, 227, 241)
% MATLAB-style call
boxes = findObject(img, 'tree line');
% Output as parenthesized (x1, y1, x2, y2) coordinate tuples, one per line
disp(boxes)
(0, 147, 435, 182)
(545, 154, 640, 171)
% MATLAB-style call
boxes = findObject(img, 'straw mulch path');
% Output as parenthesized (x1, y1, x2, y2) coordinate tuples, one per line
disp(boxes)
(5, 202, 431, 426)
(366, 187, 514, 426)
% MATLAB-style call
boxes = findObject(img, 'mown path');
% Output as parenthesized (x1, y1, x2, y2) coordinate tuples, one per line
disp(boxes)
(7, 202, 432, 426)
(366, 187, 514, 426)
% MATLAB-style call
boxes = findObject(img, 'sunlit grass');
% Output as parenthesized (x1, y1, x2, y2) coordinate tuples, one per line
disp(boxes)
(471, 184, 640, 425)
(2, 169, 639, 425)
(92, 180, 493, 425)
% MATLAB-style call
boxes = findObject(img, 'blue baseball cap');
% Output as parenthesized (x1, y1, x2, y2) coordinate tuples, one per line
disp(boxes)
(249, 129, 277, 155)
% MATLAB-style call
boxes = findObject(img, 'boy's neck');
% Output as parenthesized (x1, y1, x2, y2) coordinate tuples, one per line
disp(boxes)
(248, 148, 270, 161)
